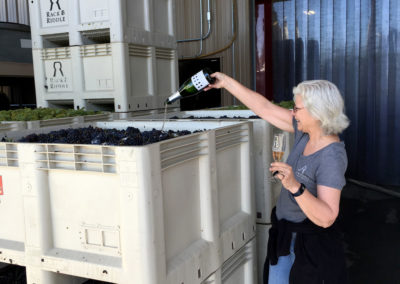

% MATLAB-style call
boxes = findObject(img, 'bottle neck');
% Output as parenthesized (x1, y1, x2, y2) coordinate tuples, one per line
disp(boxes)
(166, 91, 181, 104)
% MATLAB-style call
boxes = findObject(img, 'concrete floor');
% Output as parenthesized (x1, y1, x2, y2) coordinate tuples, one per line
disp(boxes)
(338, 183, 400, 284)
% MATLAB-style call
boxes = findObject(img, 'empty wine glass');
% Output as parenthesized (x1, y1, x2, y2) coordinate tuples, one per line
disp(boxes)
(270, 131, 286, 182)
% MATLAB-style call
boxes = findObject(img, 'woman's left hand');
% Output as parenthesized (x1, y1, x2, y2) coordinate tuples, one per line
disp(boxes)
(269, 162, 299, 194)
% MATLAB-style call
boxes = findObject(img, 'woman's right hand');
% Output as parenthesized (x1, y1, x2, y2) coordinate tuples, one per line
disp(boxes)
(204, 72, 227, 91)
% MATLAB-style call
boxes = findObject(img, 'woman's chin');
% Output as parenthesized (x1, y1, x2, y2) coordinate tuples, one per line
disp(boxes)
(297, 122, 302, 130)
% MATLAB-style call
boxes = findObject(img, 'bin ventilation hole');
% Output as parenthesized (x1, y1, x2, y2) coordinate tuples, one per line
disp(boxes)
(145, 103, 148, 107)
(197, 269, 201, 278)
(242, 232, 245, 241)
(129, 104, 131, 109)
(41, 258, 44, 262)
(137, 104, 140, 108)
(77, 105, 80, 110)
(9, 259, 13, 264)
(118, 104, 121, 109)
(103, 270, 108, 274)
(231, 242, 235, 250)
(257, 212, 262, 219)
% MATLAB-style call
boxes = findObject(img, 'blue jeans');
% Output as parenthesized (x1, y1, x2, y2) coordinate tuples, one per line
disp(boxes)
(268, 233, 297, 284)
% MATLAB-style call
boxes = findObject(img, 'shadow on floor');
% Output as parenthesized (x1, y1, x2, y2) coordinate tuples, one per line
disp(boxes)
(338, 183, 400, 284)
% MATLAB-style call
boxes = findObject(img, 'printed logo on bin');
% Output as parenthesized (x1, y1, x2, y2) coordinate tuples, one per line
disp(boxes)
(49, 61, 69, 90)
(0, 176, 3, 195)
(50, 0, 61, 11)
(46, 0, 66, 24)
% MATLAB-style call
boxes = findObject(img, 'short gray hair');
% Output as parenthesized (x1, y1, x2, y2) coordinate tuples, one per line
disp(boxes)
(293, 80, 349, 135)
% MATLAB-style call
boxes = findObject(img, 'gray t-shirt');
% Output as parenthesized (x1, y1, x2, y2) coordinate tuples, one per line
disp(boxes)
(276, 119, 348, 222)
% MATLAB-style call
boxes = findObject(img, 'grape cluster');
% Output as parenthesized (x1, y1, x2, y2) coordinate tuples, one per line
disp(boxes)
(18, 126, 192, 146)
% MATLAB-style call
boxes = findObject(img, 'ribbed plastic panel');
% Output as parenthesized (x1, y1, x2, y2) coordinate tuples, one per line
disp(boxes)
(203, 238, 257, 284)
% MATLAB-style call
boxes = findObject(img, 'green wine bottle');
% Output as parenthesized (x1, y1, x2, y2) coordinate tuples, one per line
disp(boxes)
(165, 68, 215, 104)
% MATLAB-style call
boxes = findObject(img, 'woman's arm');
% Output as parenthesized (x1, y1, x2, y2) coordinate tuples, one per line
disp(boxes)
(270, 162, 341, 228)
(292, 185, 340, 228)
(205, 72, 294, 133)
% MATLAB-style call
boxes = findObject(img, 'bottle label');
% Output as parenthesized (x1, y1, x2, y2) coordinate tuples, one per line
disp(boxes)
(191, 70, 210, 91)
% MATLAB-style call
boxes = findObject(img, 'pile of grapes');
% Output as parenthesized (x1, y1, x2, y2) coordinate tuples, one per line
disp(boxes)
(18, 126, 193, 146)
(0, 108, 101, 122)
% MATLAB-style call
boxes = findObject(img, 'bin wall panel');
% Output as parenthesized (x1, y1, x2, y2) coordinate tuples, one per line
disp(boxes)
(79, 0, 110, 24)
(126, 0, 148, 32)
(83, 56, 114, 91)
(48, 171, 121, 256)
(163, 160, 201, 263)
(217, 148, 242, 225)
(129, 52, 153, 97)
(0, 168, 25, 243)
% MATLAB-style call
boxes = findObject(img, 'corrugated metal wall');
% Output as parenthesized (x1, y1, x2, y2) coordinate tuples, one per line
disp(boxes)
(0, 0, 29, 25)
(175, 0, 252, 106)
(271, 0, 400, 186)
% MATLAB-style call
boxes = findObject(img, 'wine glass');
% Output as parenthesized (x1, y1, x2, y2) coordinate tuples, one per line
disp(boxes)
(270, 131, 286, 182)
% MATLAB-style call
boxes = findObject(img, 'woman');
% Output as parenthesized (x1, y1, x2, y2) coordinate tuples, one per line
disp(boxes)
(206, 73, 349, 284)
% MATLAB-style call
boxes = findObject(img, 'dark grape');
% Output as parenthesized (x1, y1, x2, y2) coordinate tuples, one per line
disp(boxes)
(18, 126, 195, 146)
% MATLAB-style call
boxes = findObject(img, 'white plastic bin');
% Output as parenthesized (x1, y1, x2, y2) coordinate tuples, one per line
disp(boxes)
(125, 110, 294, 224)
(203, 237, 257, 284)
(29, 0, 176, 48)
(32, 43, 178, 112)
(0, 120, 255, 284)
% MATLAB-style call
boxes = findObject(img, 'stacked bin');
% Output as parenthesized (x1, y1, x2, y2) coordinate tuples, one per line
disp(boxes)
(29, 0, 178, 112)
(0, 120, 256, 283)
(126, 109, 295, 283)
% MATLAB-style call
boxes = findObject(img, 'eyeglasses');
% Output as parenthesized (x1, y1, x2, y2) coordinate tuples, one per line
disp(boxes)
(293, 106, 304, 113)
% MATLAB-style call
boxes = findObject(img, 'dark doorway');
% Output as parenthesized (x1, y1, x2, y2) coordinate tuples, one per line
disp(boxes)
(0, 77, 36, 109)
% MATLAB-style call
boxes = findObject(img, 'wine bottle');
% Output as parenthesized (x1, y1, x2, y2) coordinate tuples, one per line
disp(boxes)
(165, 68, 215, 104)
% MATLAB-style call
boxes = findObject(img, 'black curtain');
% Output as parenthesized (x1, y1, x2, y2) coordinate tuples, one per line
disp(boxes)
(271, 0, 400, 186)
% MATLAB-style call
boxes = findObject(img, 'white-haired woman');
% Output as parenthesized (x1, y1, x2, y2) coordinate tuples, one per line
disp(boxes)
(206, 74, 349, 284)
